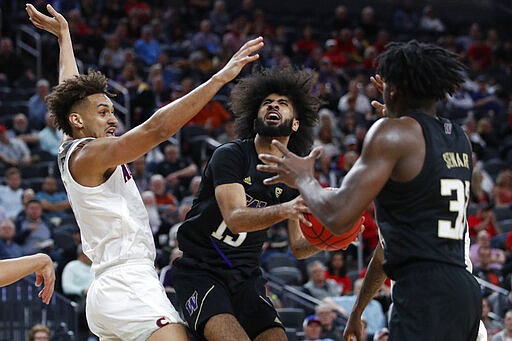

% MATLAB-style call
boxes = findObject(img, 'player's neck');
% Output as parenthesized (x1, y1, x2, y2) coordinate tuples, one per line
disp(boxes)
(254, 134, 289, 156)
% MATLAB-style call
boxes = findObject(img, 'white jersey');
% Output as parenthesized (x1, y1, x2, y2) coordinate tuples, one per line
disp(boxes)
(58, 138, 156, 275)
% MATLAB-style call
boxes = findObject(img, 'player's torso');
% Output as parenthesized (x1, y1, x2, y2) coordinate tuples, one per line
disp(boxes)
(375, 113, 472, 279)
(177, 139, 297, 273)
(59, 139, 156, 275)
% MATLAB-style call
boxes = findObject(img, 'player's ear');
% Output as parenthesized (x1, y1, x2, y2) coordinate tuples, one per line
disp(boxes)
(69, 112, 83, 129)
(292, 118, 299, 132)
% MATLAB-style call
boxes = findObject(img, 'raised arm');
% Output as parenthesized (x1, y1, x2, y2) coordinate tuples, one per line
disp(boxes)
(72, 37, 264, 182)
(26, 4, 78, 83)
(0, 253, 55, 304)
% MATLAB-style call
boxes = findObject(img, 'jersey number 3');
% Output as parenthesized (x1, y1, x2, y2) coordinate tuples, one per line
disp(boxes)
(438, 179, 470, 240)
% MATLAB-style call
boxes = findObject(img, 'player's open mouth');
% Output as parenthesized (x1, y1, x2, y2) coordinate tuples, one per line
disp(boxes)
(264, 111, 281, 122)
(105, 127, 116, 136)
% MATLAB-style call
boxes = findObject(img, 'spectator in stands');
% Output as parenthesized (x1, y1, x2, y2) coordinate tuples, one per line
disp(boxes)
(191, 19, 221, 56)
(148, 174, 178, 223)
(187, 98, 232, 135)
(14, 200, 56, 258)
(492, 309, 512, 341)
(359, 6, 379, 42)
(130, 155, 151, 193)
(61, 244, 93, 300)
(160, 247, 183, 293)
(0, 37, 24, 86)
(154, 143, 198, 200)
(0, 219, 23, 259)
(468, 203, 501, 239)
(216, 118, 237, 144)
(419, 5, 445, 33)
(35, 176, 72, 225)
(209, 0, 230, 35)
(445, 86, 475, 123)
(315, 302, 344, 341)
(98, 33, 126, 78)
(28, 323, 51, 341)
(471, 168, 491, 205)
(181, 175, 202, 207)
(304, 260, 341, 300)
(28, 79, 50, 130)
(326, 278, 386, 337)
(325, 251, 351, 295)
(471, 230, 506, 271)
(8, 113, 40, 151)
(473, 246, 503, 297)
(492, 170, 512, 208)
(483, 296, 503, 338)
(0, 124, 32, 167)
(467, 31, 493, 73)
(338, 80, 371, 121)
(38, 112, 63, 157)
(134, 25, 160, 66)
(302, 315, 326, 341)
(0, 167, 24, 220)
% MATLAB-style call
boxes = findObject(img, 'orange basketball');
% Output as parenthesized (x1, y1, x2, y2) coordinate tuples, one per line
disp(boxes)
(299, 188, 364, 251)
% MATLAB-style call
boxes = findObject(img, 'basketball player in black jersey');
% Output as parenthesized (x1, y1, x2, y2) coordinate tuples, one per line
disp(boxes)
(258, 41, 482, 340)
(172, 67, 322, 341)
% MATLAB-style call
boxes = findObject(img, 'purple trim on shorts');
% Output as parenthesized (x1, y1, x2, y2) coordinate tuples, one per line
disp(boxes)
(210, 237, 234, 268)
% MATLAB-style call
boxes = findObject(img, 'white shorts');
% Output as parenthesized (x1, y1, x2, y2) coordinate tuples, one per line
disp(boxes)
(86, 261, 184, 340)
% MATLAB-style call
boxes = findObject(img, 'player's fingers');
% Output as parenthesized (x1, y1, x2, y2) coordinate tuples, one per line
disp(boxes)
(35, 273, 43, 287)
(258, 154, 281, 165)
(309, 146, 324, 160)
(256, 163, 278, 173)
(263, 175, 280, 185)
(298, 213, 312, 227)
(271, 139, 290, 155)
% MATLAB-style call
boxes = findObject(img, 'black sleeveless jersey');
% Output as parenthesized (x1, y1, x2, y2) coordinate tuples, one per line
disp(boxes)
(176, 139, 298, 277)
(375, 113, 473, 280)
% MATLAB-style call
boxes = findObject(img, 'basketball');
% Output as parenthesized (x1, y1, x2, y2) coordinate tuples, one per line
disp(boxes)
(299, 188, 364, 251)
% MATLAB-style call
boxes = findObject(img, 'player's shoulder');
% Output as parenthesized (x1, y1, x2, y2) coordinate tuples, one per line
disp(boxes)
(366, 117, 420, 146)
(213, 138, 253, 156)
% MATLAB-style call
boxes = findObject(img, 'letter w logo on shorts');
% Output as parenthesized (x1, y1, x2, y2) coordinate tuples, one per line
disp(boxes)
(185, 291, 199, 316)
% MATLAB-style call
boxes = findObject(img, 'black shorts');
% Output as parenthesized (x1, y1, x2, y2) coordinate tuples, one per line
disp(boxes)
(172, 262, 283, 340)
(389, 262, 482, 341)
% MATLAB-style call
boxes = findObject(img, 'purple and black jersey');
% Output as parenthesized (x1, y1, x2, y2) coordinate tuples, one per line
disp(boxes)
(176, 139, 298, 277)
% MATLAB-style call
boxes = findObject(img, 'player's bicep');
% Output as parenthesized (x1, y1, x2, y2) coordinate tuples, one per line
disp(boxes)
(215, 183, 247, 223)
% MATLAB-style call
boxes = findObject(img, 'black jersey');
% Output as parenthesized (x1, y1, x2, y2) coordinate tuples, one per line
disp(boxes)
(176, 139, 298, 276)
(375, 113, 473, 280)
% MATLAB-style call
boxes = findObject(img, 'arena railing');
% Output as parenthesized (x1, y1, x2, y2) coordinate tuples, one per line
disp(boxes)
(0, 276, 79, 341)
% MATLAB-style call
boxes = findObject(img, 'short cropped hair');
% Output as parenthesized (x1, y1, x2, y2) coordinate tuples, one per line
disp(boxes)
(46, 72, 110, 136)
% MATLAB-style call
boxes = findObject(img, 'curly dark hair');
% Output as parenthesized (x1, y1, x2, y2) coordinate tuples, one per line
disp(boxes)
(376, 40, 467, 101)
(230, 67, 320, 156)
(46, 72, 110, 136)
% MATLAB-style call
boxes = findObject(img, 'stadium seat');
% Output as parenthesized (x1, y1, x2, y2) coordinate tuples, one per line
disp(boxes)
(265, 253, 298, 270)
(277, 307, 305, 331)
(269, 266, 303, 286)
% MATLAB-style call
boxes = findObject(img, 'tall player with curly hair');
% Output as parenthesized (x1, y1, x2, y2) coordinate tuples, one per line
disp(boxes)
(26, 3, 263, 340)
(258, 40, 483, 340)
(172, 67, 322, 341)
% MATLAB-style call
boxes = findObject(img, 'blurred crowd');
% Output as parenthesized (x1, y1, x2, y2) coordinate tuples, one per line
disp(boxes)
(1, 0, 512, 340)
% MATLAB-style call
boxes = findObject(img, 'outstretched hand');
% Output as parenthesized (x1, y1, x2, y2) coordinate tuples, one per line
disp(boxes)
(35, 254, 55, 304)
(257, 140, 323, 189)
(214, 37, 264, 84)
(26, 3, 68, 37)
(370, 74, 387, 117)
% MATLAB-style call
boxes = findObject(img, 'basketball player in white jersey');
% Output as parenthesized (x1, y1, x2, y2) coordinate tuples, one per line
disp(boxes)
(26, 4, 263, 340)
